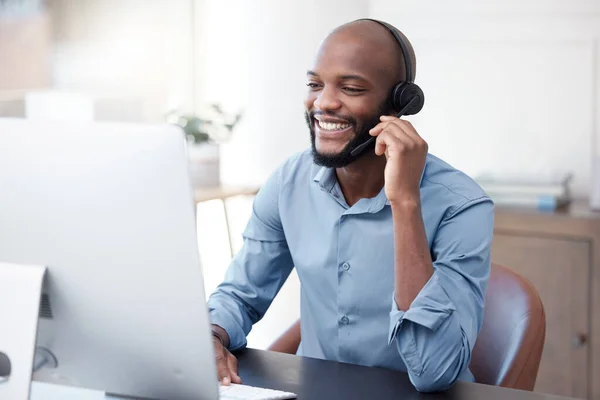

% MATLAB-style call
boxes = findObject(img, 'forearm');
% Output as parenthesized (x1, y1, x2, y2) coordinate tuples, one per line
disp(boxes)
(387, 198, 494, 392)
(207, 236, 294, 350)
(391, 199, 433, 310)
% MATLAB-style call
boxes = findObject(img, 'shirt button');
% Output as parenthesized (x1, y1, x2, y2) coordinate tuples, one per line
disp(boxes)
(341, 262, 350, 271)
(341, 316, 349, 325)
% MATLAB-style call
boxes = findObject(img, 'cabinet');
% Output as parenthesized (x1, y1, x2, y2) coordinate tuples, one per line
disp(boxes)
(492, 201, 600, 399)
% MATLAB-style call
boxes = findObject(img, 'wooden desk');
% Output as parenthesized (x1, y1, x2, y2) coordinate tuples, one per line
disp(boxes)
(492, 199, 600, 399)
(235, 348, 577, 400)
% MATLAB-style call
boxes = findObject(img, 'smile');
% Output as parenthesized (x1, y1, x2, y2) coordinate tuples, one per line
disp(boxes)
(317, 120, 352, 131)
(314, 116, 353, 137)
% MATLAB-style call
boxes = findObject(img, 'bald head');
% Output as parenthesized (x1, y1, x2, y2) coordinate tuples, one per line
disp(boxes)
(319, 19, 416, 84)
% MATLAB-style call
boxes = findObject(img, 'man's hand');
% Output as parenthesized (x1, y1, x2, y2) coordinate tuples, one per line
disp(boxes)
(369, 115, 428, 204)
(213, 335, 242, 385)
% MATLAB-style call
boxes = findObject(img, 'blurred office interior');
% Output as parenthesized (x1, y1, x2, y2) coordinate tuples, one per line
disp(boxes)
(1, 1, 599, 398)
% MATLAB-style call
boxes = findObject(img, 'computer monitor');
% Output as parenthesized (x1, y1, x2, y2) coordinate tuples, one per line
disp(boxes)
(0, 118, 219, 400)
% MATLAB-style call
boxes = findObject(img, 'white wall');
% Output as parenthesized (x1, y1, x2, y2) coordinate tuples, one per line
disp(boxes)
(48, 0, 600, 195)
(370, 0, 600, 197)
(201, 0, 600, 197)
(49, 0, 195, 122)
(197, 0, 370, 187)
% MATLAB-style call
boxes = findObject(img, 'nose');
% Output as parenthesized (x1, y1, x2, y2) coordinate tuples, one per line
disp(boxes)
(313, 86, 342, 112)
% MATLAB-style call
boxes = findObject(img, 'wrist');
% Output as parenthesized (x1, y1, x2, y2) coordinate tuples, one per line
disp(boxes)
(211, 325, 229, 348)
(212, 332, 225, 346)
(389, 194, 421, 211)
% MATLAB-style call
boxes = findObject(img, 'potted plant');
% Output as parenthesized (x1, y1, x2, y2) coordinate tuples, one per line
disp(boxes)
(167, 104, 243, 188)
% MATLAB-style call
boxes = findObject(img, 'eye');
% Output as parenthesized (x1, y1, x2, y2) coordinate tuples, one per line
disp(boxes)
(306, 82, 322, 90)
(343, 87, 366, 94)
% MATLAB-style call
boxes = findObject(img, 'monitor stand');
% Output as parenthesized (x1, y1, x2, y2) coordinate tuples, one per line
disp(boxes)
(0, 262, 46, 400)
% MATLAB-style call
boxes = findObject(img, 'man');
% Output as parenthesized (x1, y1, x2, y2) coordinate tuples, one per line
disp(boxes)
(207, 19, 494, 393)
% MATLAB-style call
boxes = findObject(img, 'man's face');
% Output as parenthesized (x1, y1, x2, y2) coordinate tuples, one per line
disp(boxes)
(304, 27, 398, 168)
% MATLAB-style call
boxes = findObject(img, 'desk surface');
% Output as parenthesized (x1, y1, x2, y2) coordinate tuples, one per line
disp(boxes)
(235, 348, 575, 400)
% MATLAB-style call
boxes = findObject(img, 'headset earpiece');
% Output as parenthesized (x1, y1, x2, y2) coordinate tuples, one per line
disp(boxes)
(354, 18, 425, 117)
(392, 82, 424, 116)
(349, 18, 426, 157)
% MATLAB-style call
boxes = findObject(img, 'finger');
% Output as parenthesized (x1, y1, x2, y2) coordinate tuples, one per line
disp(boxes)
(375, 130, 402, 157)
(387, 119, 427, 151)
(217, 360, 231, 385)
(369, 121, 392, 136)
(214, 346, 231, 385)
(227, 354, 242, 384)
(376, 122, 417, 150)
(375, 134, 385, 156)
(380, 116, 422, 139)
(371, 119, 412, 140)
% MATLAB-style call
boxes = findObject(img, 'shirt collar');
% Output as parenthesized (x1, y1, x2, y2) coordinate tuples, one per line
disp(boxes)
(312, 160, 428, 206)
(312, 166, 337, 193)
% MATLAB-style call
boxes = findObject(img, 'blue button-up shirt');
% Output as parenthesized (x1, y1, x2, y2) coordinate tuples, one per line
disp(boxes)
(208, 149, 494, 392)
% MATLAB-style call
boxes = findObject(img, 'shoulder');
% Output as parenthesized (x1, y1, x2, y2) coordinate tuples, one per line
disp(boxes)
(254, 148, 314, 203)
(273, 148, 317, 187)
(422, 155, 494, 265)
(421, 154, 493, 217)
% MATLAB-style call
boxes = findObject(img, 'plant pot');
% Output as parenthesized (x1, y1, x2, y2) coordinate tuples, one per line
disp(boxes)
(187, 142, 220, 188)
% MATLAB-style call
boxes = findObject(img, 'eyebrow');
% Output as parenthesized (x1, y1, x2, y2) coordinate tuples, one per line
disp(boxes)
(306, 70, 369, 82)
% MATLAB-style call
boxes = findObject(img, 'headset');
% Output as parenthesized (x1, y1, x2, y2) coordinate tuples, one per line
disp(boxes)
(350, 18, 425, 156)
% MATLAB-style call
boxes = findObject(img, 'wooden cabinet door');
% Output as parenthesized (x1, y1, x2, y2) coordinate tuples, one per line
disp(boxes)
(491, 233, 590, 399)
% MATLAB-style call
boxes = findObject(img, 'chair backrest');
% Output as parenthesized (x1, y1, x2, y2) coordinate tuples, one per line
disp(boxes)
(469, 263, 546, 390)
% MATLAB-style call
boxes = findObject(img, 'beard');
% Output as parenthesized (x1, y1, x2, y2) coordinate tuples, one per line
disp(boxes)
(306, 101, 390, 168)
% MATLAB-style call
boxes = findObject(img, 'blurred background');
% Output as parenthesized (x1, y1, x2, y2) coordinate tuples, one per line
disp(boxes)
(1, 1, 599, 398)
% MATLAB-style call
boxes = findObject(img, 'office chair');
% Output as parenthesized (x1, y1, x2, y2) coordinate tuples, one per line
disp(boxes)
(268, 262, 546, 391)
(469, 262, 546, 390)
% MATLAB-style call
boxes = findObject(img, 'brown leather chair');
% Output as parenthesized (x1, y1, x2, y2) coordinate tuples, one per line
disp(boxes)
(268, 262, 546, 391)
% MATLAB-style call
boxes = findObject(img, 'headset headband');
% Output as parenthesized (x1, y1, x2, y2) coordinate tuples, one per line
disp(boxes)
(355, 18, 414, 83)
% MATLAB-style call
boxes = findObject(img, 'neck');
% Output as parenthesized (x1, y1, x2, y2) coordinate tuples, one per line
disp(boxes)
(335, 152, 386, 207)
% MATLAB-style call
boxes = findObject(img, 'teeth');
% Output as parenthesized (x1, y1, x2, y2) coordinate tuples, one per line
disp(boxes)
(318, 121, 351, 131)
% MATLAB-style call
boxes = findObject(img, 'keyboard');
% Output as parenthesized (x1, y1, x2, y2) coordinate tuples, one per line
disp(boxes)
(219, 383, 297, 400)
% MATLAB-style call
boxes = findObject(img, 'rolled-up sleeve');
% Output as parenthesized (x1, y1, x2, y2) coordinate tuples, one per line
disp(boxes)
(388, 197, 494, 392)
(207, 166, 294, 351)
